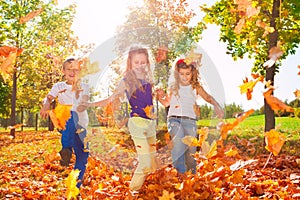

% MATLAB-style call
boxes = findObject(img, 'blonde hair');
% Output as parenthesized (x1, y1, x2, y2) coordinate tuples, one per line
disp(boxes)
(171, 59, 201, 97)
(123, 46, 153, 94)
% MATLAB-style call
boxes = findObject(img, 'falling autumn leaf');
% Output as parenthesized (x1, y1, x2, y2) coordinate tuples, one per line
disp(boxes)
(220, 109, 254, 139)
(294, 89, 300, 98)
(239, 74, 264, 100)
(263, 87, 294, 115)
(0, 51, 17, 82)
(0, 46, 23, 57)
(65, 169, 80, 200)
(19, 8, 44, 24)
(78, 58, 100, 78)
(263, 45, 284, 68)
(264, 129, 285, 156)
(156, 46, 168, 63)
(8, 123, 24, 130)
(185, 50, 202, 67)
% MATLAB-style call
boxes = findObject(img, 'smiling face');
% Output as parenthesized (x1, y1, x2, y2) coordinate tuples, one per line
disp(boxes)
(178, 67, 192, 86)
(62, 60, 80, 84)
(130, 53, 148, 79)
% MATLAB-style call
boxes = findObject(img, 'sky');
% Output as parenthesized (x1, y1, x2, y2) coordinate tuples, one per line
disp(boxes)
(59, 0, 300, 111)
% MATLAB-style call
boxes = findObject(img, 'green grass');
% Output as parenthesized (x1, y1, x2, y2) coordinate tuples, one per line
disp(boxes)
(196, 115, 300, 156)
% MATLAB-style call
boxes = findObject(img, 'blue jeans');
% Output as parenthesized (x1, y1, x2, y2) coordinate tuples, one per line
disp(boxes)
(167, 117, 197, 174)
(60, 111, 89, 188)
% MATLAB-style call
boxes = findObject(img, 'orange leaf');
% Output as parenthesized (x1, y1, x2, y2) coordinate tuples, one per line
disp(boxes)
(264, 129, 285, 156)
(263, 88, 294, 115)
(156, 46, 168, 63)
(220, 109, 254, 139)
(19, 8, 44, 24)
(0, 51, 17, 82)
(143, 105, 155, 119)
(263, 46, 284, 68)
(0, 46, 23, 57)
(294, 89, 300, 98)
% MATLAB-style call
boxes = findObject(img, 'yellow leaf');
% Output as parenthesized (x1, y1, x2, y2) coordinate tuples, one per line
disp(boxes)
(49, 103, 72, 130)
(264, 129, 285, 156)
(182, 136, 200, 147)
(65, 169, 80, 200)
(202, 140, 217, 159)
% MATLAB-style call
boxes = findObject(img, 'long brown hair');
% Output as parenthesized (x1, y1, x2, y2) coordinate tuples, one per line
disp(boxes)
(171, 59, 201, 97)
(124, 46, 153, 94)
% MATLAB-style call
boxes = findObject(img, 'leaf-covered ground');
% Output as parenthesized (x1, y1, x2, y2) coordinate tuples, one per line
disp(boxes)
(0, 128, 300, 199)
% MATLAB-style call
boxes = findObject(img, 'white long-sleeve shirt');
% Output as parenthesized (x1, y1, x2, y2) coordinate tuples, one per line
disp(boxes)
(48, 81, 89, 128)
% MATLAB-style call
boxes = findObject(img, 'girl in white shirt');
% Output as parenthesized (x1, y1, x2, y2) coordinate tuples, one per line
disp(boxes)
(157, 58, 224, 174)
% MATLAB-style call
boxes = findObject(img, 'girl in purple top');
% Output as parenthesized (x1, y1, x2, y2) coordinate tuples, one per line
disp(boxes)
(82, 46, 156, 191)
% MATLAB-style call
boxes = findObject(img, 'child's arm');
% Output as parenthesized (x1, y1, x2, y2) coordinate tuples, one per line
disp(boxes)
(40, 95, 55, 118)
(156, 88, 170, 107)
(197, 85, 224, 118)
(83, 80, 126, 108)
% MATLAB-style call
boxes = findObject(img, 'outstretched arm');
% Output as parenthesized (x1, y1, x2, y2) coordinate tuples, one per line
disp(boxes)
(83, 80, 126, 108)
(197, 85, 224, 118)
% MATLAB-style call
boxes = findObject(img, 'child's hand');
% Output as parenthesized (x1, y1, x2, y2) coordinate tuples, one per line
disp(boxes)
(77, 100, 89, 112)
(155, 88, 165, 99)
(77, 105, 87, 112)
(40, 105, 50, 118)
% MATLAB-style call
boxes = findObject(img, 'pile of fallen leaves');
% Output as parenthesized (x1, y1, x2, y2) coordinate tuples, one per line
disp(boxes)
(0, 129, 300, 199)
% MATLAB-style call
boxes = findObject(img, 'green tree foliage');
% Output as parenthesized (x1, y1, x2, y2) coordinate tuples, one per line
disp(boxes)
(199, 0, 300, 131)
(0, 77, 10, 118)
(0, 0, 79, 137)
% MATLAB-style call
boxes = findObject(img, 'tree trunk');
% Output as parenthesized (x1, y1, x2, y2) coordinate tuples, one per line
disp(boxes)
(21, 107, 24, 131)
(35, 113, 38, 131)
(265, 0, 280, 132)
(10, 72, 17, 138)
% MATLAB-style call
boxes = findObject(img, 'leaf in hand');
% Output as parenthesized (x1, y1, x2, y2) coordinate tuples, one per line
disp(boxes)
(264, 129, 285, 156)
(65, 169, 80, 200)
(48, 103, 72, 130)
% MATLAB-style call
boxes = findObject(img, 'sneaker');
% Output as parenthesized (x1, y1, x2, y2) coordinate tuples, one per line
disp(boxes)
(59, 148, 72, 166)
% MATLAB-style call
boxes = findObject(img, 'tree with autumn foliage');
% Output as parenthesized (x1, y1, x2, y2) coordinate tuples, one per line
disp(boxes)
(0, 0, 81, 137)
(115, 0, 204, 89)
(198, 0, 300, 131)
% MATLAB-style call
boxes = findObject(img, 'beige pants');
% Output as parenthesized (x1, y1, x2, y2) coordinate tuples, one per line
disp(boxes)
(127, 117, 157, 191)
